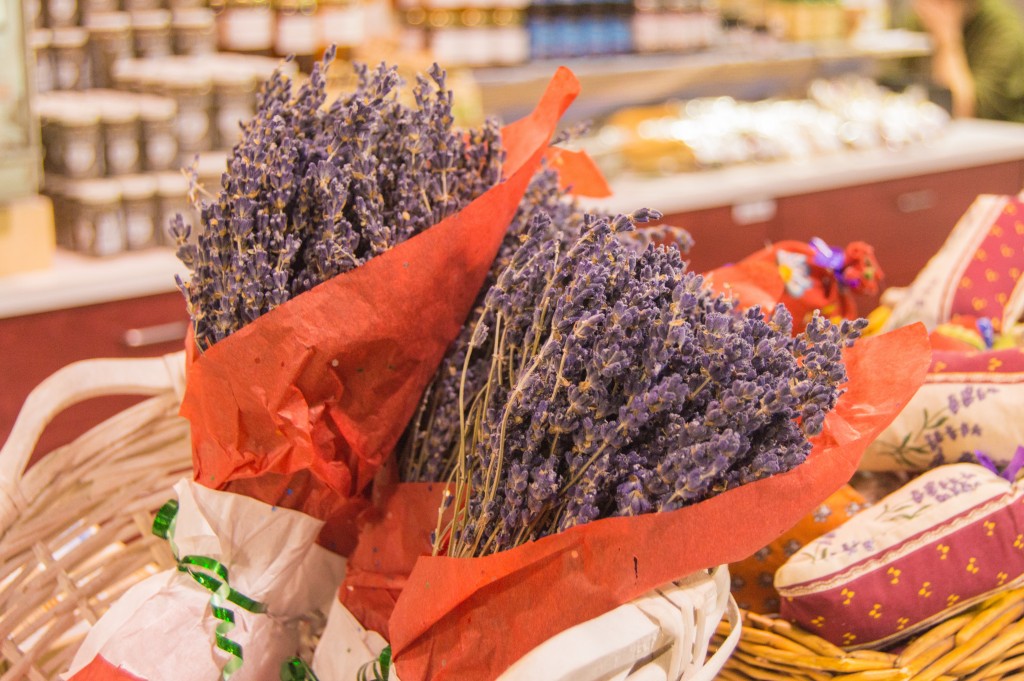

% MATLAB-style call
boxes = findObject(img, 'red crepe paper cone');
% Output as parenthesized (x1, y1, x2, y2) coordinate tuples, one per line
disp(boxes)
(67, 656, 145, 681)
(179, 68, 582, 546)
(705, 259, 785, 313)
(339, 480, 448, 636)
(543, 147, 612, 198)
(379, 323, 930, 681)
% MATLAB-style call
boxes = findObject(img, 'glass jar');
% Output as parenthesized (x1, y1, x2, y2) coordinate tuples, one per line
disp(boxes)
(80, 0, 120, 18)
(138, 94, 179, 171)
(274, 0, 317, 66)
(172, 8, 217, 54)
(155, 171, 193, 245)
(161, 64, 214, 158)
(37, 95, 66, 174)
(98, 93, 143, 175)
(317, 0, 364, 57)
(212, 64, 256, 149)
(119, 173, 160, 249)
(86, 12, 133, 88)
(491, 8, 529, 64)
(29, 30, 55, 94)
(64, 178, 126, 256)
(25, 0, 45, 29)
(60, 101, 105, 178)
(44, 176, 72, 248)
(193, 150, 229, 193)
(217, 0, 275, 55)
(132, 10, 174, 58)
(51, 27, 90, 90)
(46, 0, 79, 28)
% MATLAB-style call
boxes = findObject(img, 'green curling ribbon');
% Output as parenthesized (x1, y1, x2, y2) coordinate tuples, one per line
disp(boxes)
(152, 498, 268, 680)
(152, 499, 178, 540)
(281, 657, 320, 681)
(356, 646, 392, 681)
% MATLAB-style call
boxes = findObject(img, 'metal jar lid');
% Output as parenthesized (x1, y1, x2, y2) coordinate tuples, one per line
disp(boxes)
(118, 173, 160, 200)
(64, 177, 124, 205)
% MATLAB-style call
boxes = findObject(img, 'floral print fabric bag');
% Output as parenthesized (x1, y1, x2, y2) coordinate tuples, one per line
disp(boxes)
(861, 346, 1024, 471)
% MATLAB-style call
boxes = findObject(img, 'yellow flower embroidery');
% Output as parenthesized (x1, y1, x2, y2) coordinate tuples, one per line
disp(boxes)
(937, 544, 950, 560)
(1006, 203, 1017, 215)
(896, 617, 910, 631)
(933, 361, 947, 373)
(960, 277, 973, 289)
(869, 603, 883, 619)
(811, 616, 826, 628)
(843, 632, 858, 645)
(994, 224, 1006, 237)
(985, 521, 996, 537)
(1002, 244, 1015, 258)
(976, 249, 989, 262)
(841, 588, 855, 605)
(998, 292, 1009, 305)
(919, 582, 933, 597)
(1014, 534, 1024, 549)
(967, 557, 980, 574)
(1015, 218, 1024, 233)
(948, 594, 961, 607)
(973, 297, 989, 311)
(986, 269, 999, 282)
(990, 358, 1003, 371)
(998, 571, 1010, 586)
(887, 567, 901, 585)
(1012, 267, 1022, 279)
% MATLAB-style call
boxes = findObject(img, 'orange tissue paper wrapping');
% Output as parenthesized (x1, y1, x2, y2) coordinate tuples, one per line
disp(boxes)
(335, 323, 930, 681)
(179, 67, 587, 553)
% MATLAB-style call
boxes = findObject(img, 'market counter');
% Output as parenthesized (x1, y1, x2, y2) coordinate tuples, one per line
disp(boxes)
(587, 117, 1024, 293)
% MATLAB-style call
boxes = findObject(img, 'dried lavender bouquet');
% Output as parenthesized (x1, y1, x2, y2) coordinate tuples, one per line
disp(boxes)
(399, 166, 587, 483)
(421, 209, 866, 558)
(171, 48, 503, 350)
(398, 171, 694, 484)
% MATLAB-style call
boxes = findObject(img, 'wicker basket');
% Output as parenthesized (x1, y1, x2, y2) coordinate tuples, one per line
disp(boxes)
(0, 352, 191, 681)
(712, 587, 1024, 681)
(2, 351, 744, 681)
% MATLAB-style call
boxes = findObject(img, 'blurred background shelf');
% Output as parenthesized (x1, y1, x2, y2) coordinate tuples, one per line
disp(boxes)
(474, 30, 931, 121)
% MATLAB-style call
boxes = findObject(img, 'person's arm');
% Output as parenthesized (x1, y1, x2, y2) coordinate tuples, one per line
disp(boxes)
(913, 0, 977, 118)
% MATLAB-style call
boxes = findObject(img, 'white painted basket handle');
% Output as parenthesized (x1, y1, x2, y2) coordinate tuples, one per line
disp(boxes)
(0, 350, 186, 487)
(688, 595, 742, 681)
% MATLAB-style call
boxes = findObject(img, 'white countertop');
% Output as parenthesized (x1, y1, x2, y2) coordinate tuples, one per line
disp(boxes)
(586, 118, 1024, 215)
(3, 118, 1024, 320)
(0, 248, 188, 319)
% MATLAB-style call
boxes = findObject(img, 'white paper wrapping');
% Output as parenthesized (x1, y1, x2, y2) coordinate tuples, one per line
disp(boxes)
(65, 479, 346, 681)
(311, 598, 390, 681)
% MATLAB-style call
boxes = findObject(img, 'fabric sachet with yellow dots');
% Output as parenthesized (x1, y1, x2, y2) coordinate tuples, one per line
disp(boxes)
(774, 462, 1024, 649)
(884, 193, 1024, 335)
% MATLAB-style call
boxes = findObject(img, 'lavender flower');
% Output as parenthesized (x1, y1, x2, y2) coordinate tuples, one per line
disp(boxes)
(173, 51, 503, 349)
(421, 208, 865, 558)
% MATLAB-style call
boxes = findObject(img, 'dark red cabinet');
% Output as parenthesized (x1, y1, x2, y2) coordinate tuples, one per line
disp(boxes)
(0, 291, 189, 462)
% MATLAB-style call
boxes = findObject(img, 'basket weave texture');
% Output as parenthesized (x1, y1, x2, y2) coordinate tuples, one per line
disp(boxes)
(713, 588, 1024, 681)
(0, 352, 191, 681)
